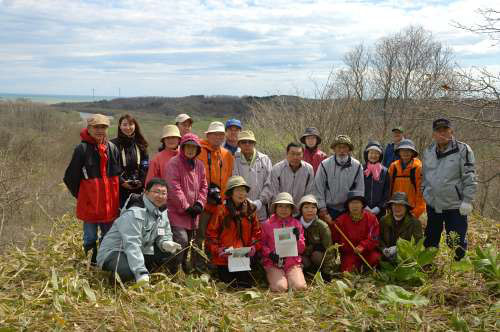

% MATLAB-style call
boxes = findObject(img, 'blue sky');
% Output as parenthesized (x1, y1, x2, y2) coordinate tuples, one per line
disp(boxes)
(0, 0, 498, 97)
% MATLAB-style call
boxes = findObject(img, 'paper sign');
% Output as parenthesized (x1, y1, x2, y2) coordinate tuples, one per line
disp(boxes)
(274, 227, 298, 257)
(228, 256, 251, 272)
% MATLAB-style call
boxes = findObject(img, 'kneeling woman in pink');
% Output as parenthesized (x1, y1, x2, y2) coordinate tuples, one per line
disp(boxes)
(261, 192, 307, 292)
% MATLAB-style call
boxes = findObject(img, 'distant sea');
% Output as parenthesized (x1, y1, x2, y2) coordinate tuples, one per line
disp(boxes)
(0, 93, 116, 104)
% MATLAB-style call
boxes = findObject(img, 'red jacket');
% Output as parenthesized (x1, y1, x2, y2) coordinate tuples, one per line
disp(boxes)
(63, 129, 121, 223)
(146, 148, 178, 184)
(206, 202, 261, 266)
(303, 147, 327, 174)
(331, 211, 380, 255)
(165, 134, 208, 230)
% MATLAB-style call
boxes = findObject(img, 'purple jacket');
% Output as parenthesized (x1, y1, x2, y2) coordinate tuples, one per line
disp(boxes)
(261, 214, 305, 272)
(165, 134, 208, 230)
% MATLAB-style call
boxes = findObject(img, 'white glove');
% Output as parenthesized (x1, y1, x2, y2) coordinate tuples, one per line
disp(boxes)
(364, 206, 373, 213)
(251, 199, 263, 211)
(459, 202, 473, 216)
(136, 274, 150, 285)
(162, 241, 182, 253)
(371, 207, 380, 215)
(383, 246, 397, 258)
(418, 213, 428, 227)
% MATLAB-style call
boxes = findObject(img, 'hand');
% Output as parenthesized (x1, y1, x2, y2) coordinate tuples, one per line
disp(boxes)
(136, 274, 150, 285)
(371, 207, 380, 215)
(459, 202, 473, 216)
(192, 202, 203, 215)
(319, 208, 333, 224)
(246, 246, 256, 257)
(218, 247, 231, 258)
(418, 213, 428, 228)
(162, 241, 182, 253)
(292, 227, 300, 240)
(383, 246, 397, 258)
(354, 245, 364, 254)
(269, 252, 280, 264)
(364, 206, 373, 213)
(252, 200, 263, 211)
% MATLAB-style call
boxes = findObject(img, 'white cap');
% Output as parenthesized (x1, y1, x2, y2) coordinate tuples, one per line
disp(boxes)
(366, 145, 382, 154)
(205, 121, 225, 134)
(175, 114, 192, 124)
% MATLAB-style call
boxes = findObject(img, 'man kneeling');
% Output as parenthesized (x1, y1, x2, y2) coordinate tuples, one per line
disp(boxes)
(97, 178, 182, 284)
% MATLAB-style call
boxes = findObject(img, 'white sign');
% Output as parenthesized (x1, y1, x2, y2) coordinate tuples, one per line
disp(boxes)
(274, 227, 298, 257)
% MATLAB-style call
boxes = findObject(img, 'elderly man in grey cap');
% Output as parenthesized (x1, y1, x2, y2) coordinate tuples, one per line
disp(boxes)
(422, 118, 477, 261)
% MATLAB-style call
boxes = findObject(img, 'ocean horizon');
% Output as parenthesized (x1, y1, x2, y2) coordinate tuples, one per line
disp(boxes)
(0, 92, 117, 104)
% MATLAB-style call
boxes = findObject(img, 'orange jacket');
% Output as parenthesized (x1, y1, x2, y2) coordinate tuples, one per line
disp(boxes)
(388, 158, 425, 218)
(197, 140, 234, 213)
(206, 203, 261, 266)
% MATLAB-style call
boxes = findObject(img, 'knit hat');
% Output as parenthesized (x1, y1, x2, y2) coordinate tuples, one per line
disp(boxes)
(87, 114, 110, 127)
(331, 134, 354, 151)
(300, 127, 322, 145)
(363, 140, 384, 163)
(225, 176, 250, 196)
(161, 125, 181, 140)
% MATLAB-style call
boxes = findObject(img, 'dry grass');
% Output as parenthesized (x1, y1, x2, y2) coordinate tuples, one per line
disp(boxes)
(0, 214, 498, 331)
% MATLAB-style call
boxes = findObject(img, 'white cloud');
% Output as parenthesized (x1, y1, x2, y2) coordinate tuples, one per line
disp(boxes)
(0, 0, 498, 96)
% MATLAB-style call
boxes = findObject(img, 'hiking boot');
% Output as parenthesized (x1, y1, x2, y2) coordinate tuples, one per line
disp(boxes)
(84, 243, 98, 266)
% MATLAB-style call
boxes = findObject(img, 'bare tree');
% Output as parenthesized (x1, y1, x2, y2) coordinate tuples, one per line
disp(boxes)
(453, 8, 500, 43)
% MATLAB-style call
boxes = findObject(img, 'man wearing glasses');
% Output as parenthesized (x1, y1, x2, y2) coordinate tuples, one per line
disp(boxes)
(97, 178, 182, 285)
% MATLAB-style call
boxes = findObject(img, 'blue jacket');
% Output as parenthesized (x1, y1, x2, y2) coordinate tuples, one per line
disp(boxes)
(364, 166, 391, 213)
(383, 143, 399, 168)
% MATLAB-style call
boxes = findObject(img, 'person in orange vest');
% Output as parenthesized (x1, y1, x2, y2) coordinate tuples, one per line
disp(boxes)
(388, 139, 427, 228)
(195, 121, 234, 272)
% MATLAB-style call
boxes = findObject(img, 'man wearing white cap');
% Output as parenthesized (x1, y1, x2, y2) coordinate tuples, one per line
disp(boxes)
(175, 113, 193, 137)
(194, 121, 234, 271)
(232, 130, 273, 222)
(64, 114, 121, 265)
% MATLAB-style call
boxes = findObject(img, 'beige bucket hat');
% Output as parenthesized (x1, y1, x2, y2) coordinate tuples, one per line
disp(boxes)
(175, 114, 192, 124)
(161, 125, 181, 140)
(87, 114, 110, 127)
(237, 130, 256, 143)
(205, 121, 225, 134)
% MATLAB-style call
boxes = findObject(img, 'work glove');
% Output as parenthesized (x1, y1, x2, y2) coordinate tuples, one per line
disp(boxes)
(218, 247, 231, 258)
(251, 199, 263, 211)
(246, 245, 257, 257)
(162, 241, 182, 253)
(292, 227, 300, 240)
(186, 202, 203, 218)
(269, 252, 280, 264)
(459, 202, 473, 216)
(418, 213, 428, 228)
(136, 274, 150, 285)
(383, 246, 397, 258)
(371, 207, 380, 215)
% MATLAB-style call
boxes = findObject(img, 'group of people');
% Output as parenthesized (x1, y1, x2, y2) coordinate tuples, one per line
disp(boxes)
(63, 112, 477, 292)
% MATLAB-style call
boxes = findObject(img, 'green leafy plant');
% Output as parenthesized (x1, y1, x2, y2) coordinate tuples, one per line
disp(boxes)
(379, 238, 438, 286)
(379, 285, 429, 330)
(470, 245, 500, 291)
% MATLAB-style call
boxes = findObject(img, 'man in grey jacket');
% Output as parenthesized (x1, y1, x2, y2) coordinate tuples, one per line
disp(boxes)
(422, 118, 477, 260)
(315, 135, 365, 224)
(97, 178, 182, 284)
(261, 142, 315, 209)
(232, 130, 273, 222)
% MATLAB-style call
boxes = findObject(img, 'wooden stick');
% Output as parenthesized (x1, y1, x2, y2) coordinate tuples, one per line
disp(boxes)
(331, 222, 376, 272)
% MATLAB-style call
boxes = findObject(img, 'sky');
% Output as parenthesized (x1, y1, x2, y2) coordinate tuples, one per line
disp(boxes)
(0, 0, 499, 97)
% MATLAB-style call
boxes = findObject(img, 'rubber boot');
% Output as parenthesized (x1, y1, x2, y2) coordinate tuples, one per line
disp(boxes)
(84, 243, 98, 266)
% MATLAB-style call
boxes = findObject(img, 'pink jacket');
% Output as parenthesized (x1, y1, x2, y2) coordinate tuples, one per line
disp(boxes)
(146, 148, 178, 184)
(261, 214, 305, 272)
(165, 134, 208, 230)
(303, 147, 327, 174)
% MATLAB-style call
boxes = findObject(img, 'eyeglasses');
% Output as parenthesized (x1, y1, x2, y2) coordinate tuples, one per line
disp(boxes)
(239, 140, 255, 145)
(150, 190, 167, 196)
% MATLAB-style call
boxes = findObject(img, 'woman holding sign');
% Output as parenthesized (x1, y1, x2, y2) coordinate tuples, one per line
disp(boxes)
(206, 176, 261, 288)
(261, 192, 307, 292)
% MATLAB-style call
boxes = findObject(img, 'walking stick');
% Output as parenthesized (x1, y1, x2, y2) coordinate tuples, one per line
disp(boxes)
(331, 222, 376, 273)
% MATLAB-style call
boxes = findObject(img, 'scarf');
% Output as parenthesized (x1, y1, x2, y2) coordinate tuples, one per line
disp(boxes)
(300, 216, 314, 229)
(364, 162, 382, 181)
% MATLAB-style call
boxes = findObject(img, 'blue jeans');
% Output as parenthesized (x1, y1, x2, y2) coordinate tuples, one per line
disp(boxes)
(83, 222, 113, 248)
(424, 205, 468, 260)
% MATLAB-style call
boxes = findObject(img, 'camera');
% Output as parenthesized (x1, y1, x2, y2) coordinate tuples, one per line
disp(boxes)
(124, 172, 141, 187)
(207, 183, 222, 205)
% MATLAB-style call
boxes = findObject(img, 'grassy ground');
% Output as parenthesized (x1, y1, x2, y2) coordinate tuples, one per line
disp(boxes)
(0, 213, 498, 331)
